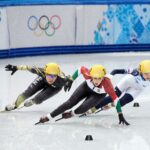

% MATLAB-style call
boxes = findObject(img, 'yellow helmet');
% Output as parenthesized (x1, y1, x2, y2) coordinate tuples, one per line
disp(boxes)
(44, 63, 60, 75)
(90, 64, 106, 78)
(138, 60, 150, 73)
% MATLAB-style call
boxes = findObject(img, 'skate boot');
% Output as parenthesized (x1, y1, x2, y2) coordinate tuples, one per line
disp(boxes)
(86, 107, 97, 115)
(15, 95, 26, 108)
(24, 99, 34, 107)
(5, 104, 16, 111)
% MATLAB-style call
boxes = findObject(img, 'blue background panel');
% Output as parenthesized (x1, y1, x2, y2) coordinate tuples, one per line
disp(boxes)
(0, 0, 150, 6)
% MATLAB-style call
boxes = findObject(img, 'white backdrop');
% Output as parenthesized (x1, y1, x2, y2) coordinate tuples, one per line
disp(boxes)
(7, 5, 76, 48)
(0, 8, 9, 50)
(76, 5, 114, 45)
(1, 5, 150, 50)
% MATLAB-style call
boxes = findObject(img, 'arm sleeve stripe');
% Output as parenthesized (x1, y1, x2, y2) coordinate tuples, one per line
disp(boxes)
(72, 70, 79, 80)
(116, 100, 122, 113)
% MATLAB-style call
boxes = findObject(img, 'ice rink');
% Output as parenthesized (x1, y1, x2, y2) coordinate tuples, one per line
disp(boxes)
(0, 52, 150, 150)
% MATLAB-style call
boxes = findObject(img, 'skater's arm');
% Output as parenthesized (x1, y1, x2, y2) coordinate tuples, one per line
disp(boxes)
(64, 66, 90, 92)
(110, 69, 128, 75)
(64, 75, 73, 92)
(63, 67, 85, 92)
(17, 65, 32, 71)
(116, 101, 130, 125)
(116, 100, 122, 113)
(103, 79, 129, 125)
(103, 78, 118, 102)
(72, 66, 90, 80)
(110, 68, 138, 76)
(5, 64, 39, 76)
(103, 78, 122, 111)
(105, 69, 132, 79)
(17, 65, 45, 76)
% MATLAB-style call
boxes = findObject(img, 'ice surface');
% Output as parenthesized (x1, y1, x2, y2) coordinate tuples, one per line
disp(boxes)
(0, 52, 150, 150)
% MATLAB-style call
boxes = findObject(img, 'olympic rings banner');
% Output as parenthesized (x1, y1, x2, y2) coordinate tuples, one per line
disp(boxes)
(0, 8, 9, 50)
(1, 4, 150, 51)
(7, 6, 76, 48)
(27, 15, 62, 37)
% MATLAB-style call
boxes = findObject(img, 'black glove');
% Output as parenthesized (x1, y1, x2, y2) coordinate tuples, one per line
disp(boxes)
(39, 116, 49, 123)
(62, 111, 73, 119)
(5, 64, 17, 75)
(64, 79, 73, 92)
(118, 113, 130, 125)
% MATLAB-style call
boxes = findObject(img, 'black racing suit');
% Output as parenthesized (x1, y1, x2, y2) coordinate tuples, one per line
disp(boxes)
(15, 66, 69, 106)
(50, 81, 106, 118)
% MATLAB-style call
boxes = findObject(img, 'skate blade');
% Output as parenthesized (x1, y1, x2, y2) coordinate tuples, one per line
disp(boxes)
(0, 109, 7, 113)
(0, 105, 24, 113)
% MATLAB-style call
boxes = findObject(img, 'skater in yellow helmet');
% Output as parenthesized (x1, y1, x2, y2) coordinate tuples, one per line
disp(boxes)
(91, 60, 150, 125)
(37, 64, 126, 125)
(5, 62, 72, 111)
(138, 60, 150, 74)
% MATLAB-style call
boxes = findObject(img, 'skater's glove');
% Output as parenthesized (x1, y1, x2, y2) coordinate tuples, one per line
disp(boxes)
(62, 111, 73, 119)
(64, 77, 73, 92)
(39, 116, 49, 123)
(5, 64, 18, 75)
(118, 113, 130, 126)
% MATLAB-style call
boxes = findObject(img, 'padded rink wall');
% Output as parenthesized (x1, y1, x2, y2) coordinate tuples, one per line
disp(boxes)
(0, 0, 150, 58)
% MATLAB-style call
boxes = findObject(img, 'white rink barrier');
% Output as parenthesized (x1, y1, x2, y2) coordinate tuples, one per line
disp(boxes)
(0, 5, 150, 57)
(0, 8, 9, 50)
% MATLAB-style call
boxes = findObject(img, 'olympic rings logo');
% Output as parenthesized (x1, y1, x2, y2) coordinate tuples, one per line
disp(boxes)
(27, 15, 61, 37)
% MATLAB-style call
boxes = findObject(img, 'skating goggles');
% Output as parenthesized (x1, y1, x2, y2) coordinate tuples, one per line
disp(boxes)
(46, 74, 57, 78)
